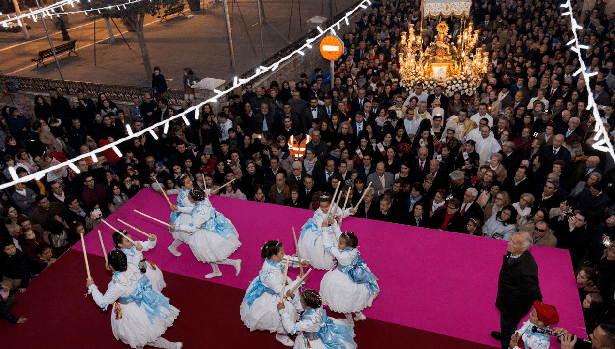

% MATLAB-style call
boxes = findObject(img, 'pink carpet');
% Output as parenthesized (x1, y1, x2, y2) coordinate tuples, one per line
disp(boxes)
(73, 189, 586, 347)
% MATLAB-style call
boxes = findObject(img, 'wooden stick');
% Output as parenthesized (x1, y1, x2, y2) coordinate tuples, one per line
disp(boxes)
(211, 178, 236, 194)
(332, 189, 343, 223)
(101, 220, 136, 245)
(155, 178, 173, 206)
(279, 256, 291, 303)
(117, 219, 152, 239)
(326, 182, 341, 220)
(289, 268, 312, 293)
(134, 210, 171, 227)
(339, 186, 352, 229)
(292, 227, 304, 278)
(80, 233, 92, 280)
(355, 181, 373, 208)
(97, 230, 108, 266)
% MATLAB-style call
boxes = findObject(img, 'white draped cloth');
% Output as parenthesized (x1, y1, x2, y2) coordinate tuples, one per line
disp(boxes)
(476, 135, 501, 165)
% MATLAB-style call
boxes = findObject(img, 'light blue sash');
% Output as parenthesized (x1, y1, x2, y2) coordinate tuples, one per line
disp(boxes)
(243, 276, 275, 307)
(117, 275, 171, 324)
(339, 254, 380, 296)
(314, 309, 357, 349)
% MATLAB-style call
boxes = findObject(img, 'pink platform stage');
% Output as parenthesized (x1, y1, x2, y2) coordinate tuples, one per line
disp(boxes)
(74, 189, 587, 347)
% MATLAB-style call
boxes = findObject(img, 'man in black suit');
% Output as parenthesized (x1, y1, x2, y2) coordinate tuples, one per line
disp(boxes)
(499, 142, 522, 175)
(426, 85, 449, 112)
(302, 175, 316, 208)
(428, 159, 449, 191)
(502, 166, 535, 203)
(539, 134, 572, 173)
(351, 111, 368, 140)
(355, 153, 377, 178)
(302, 97, 327, 134)
(492, 231, 542, 349)
(287, 161, 306, 189)
(373, 195, 404, 224)
(322, 95, 336, 119)
(350, 88, 368, 114)
(410, 147, 430, 182)
(314, 159, 338, 191)
(264, 157, 287, 189)
(547, 79, 563, 106)
(459, 188, 484, 224)
(535, 179, 566, 211)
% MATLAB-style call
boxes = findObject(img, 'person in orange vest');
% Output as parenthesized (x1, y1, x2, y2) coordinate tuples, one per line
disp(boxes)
(288, 129, 311, 162)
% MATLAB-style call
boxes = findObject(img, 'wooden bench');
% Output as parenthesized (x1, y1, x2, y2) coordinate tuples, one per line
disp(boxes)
(31, 40, 77, 67)
(158, 3, 186, 22)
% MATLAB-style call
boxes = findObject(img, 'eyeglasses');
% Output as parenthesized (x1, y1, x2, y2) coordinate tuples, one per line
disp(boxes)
(534, 227, 547, 232)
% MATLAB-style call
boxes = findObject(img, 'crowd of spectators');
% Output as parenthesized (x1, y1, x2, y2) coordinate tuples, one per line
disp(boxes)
(1, 0, 615, 342)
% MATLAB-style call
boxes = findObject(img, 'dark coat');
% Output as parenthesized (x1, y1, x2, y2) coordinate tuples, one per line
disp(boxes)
(495, 251, 542, 318)
(429, 209, 464, 232)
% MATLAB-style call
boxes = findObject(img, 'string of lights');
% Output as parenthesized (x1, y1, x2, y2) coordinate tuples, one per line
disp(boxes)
(560, 0, 615, 162)
(1, 0, 74, 28)
(0, 0, 371, 190)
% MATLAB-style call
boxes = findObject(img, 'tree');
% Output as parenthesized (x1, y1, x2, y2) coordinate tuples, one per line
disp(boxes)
(79, 0, 179, 82)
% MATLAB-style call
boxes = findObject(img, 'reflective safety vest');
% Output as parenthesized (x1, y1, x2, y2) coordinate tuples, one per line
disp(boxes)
(288, 135, 311, 161)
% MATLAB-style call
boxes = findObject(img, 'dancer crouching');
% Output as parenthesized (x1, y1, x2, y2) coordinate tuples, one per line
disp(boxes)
(86, 250, 182, 349)
(113, 230, 166, 292)
(169, 188, 241, 279)
(240, 240, 310, 346)
(320, 232, 379, 325)
(277, 289, 357, 349)
(298, 193, 356, 270)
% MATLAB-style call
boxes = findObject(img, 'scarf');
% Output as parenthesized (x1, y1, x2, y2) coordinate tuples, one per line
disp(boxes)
(304, 158, 317, 175)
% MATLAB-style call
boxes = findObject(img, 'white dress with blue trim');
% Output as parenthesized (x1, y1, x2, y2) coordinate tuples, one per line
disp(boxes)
(297, 205, 350, 270)
(121, 239, 166, 292)
(87, 265, 179, 349)
(174, 200, 241, 263)
(279, 307, 357, 349)
(169, 188, 195, 242)
(240, 257, 304, 333)
(319, 233, 380, 313)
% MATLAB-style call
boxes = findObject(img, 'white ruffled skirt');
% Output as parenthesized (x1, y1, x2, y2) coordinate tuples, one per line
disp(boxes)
(320, 268, 378, 313)
(240, 292, 299, 333)
(144, 261, 166, 293)
(171, 212, 192, 242)
(188, 228, 241, 263)
(110, 301, 179, 348)
(297, 228, 341, 270)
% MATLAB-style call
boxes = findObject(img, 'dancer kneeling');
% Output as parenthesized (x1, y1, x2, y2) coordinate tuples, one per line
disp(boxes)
(320, 232, 379, 325)
(278, 289, 357, 349)
(169, 188, 241, 279)
(86, 250, 181, 349)
(240, 240, 310, 346)
(298, 193, 356, 270)
(113, 230, 166, 292)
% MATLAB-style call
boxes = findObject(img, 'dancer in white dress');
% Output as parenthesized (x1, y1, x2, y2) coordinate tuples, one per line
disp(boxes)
(277, 289, 357, 349)
(320, 232, 379, 325)
(167, 175, 196, 257)
(298, 193, 357, 270)
(169, 189, 242, 279)
(113, 230, 166, 292)
(240, 240, 310, 346)
(86, 250, 182, 349)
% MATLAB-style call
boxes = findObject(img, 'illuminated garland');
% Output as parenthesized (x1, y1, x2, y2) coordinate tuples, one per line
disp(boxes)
(0, 0, 371, 190)
(1, 0, 74, 28)
(560, 0, 615, 161)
